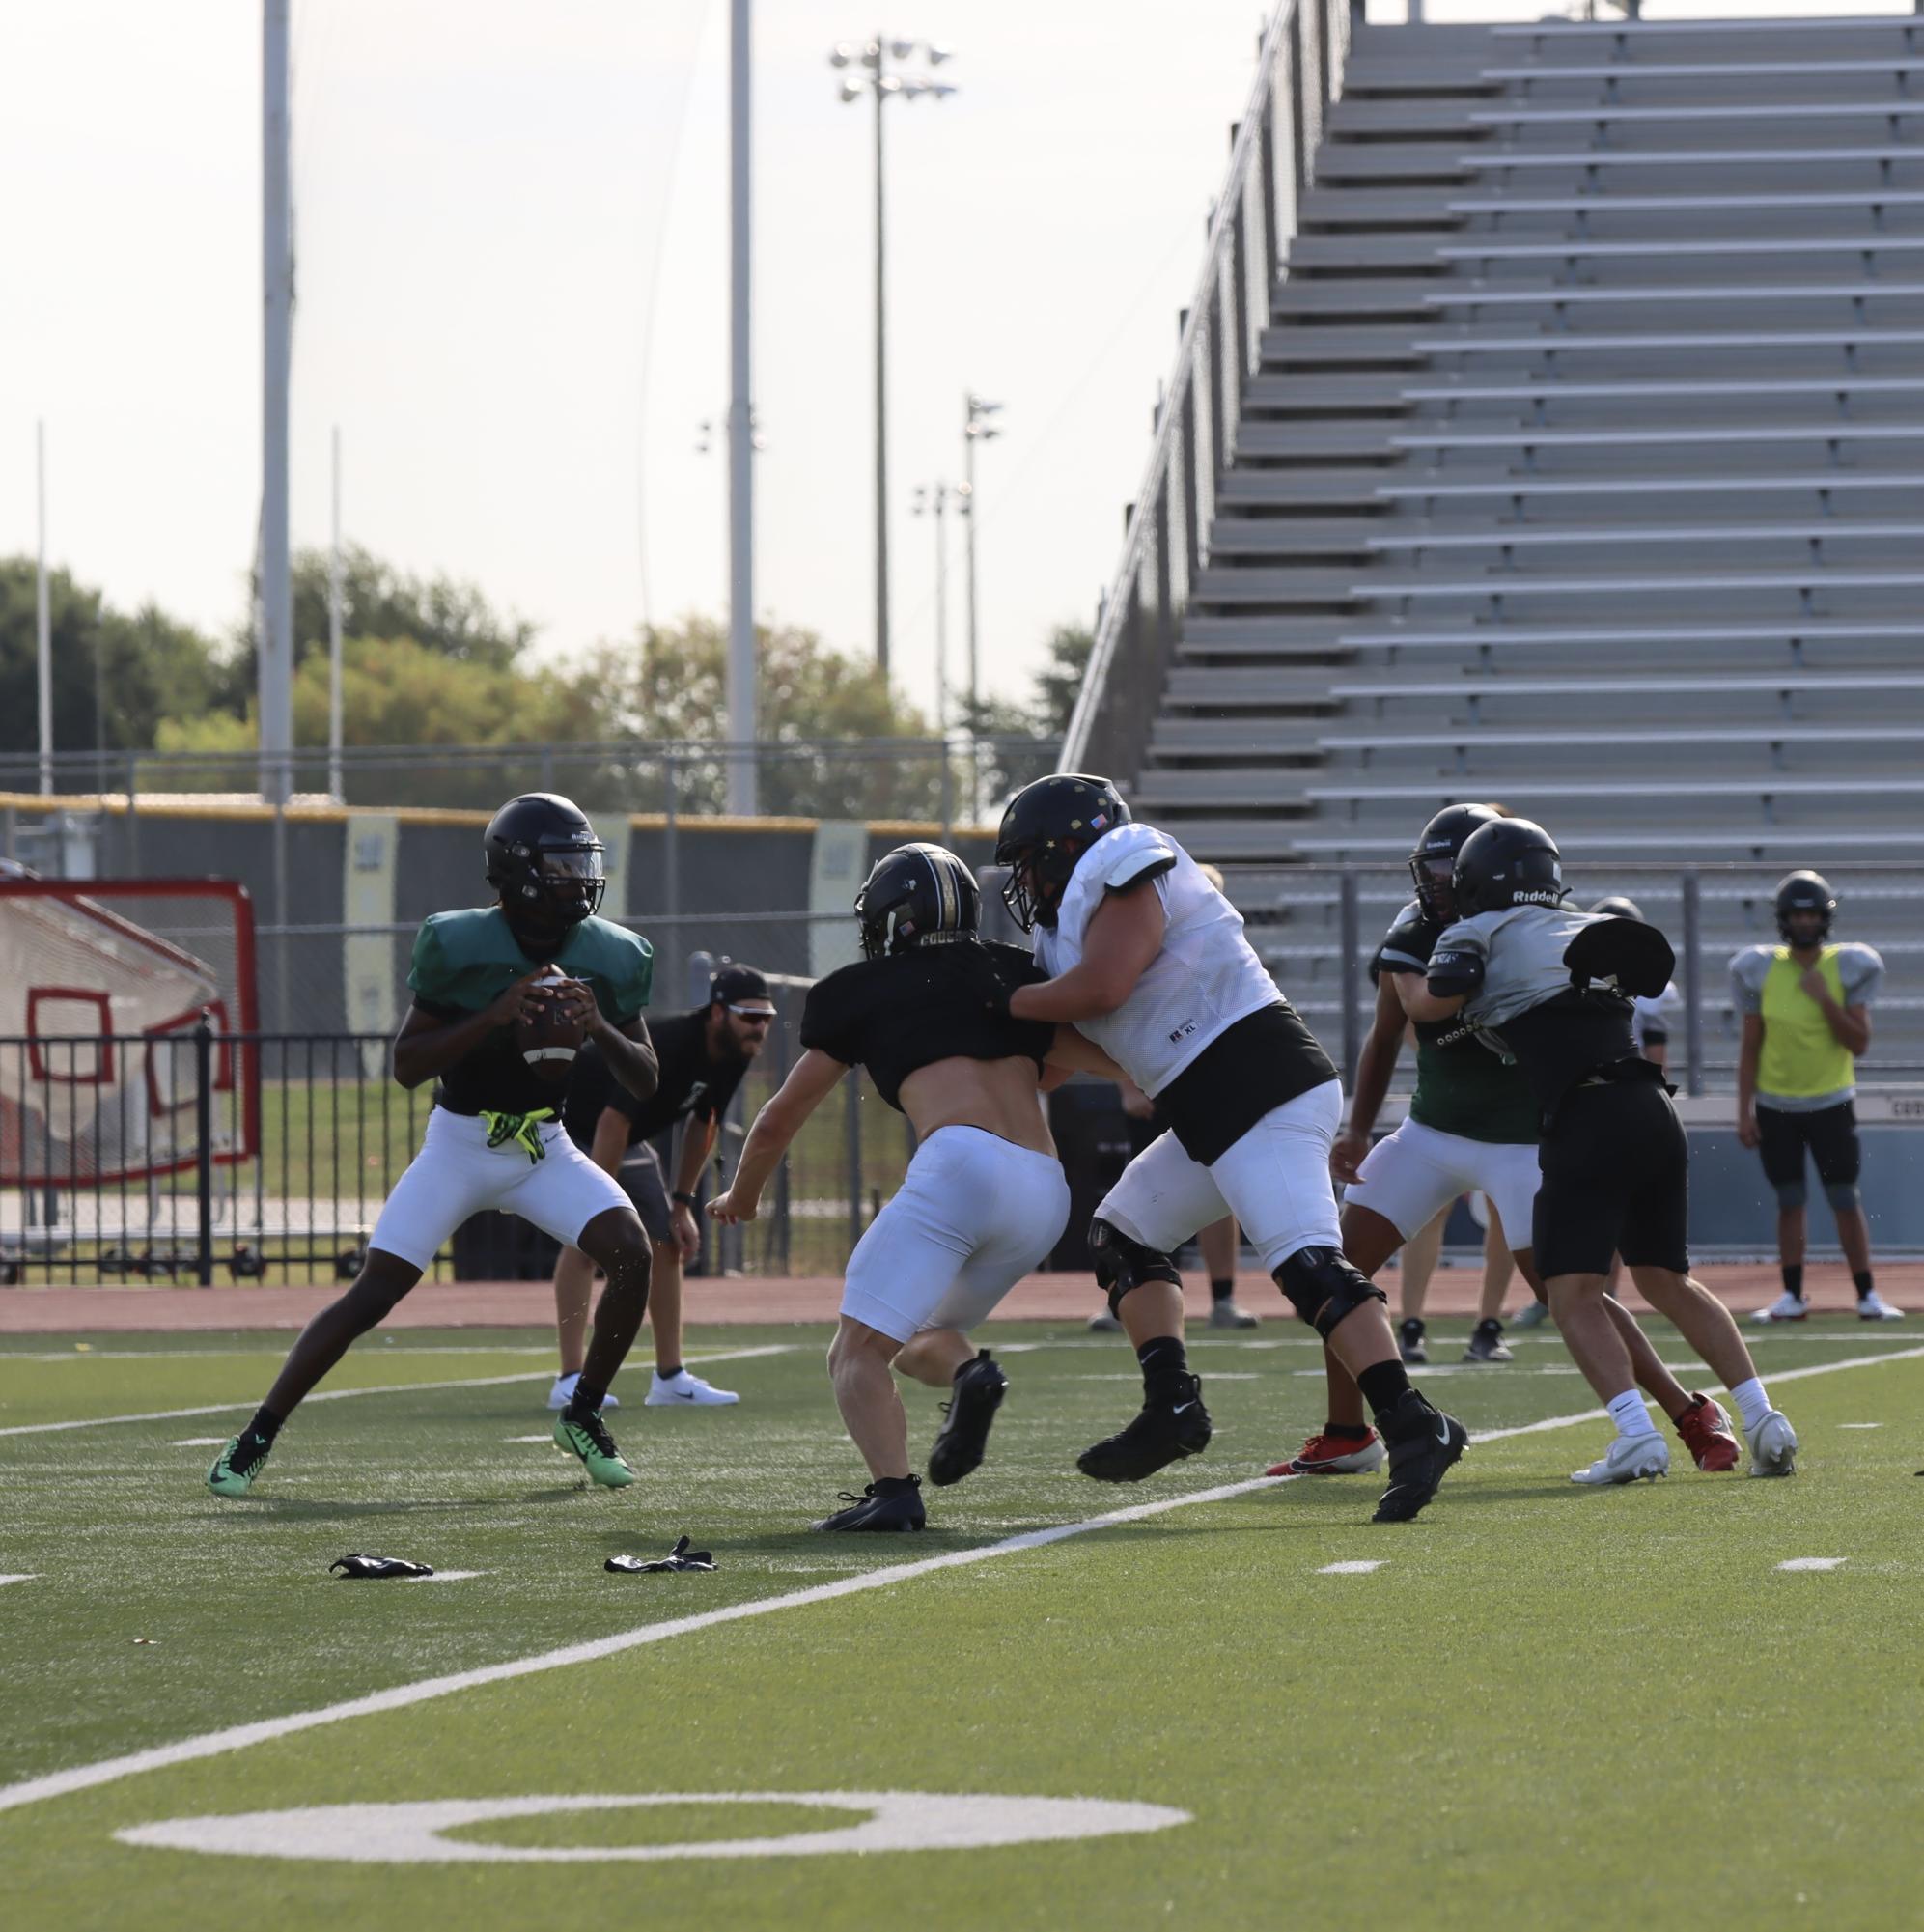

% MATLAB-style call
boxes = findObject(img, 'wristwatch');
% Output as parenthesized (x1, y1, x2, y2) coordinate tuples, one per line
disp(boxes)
(671, 1190, 699, 1208)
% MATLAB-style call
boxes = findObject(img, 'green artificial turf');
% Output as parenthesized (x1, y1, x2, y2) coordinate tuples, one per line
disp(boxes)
(1, 1321, 1918, 1930)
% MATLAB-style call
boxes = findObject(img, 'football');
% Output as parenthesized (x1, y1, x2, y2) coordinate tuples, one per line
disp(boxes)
(516, 968, 590, 1084)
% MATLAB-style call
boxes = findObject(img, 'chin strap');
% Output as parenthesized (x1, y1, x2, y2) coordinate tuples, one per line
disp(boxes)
(480, 1107, 554, 1162)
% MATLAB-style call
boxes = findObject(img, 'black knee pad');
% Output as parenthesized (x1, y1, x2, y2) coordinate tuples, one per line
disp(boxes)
(1772, 1180, 1808, 1211)
(1089, 1217, 1182, 1318)
(1273, 1245, 1386, 1340)
(1824, 1180, 1862, 1213)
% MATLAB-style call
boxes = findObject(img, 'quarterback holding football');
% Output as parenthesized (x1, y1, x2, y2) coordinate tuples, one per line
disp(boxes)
(208, 793, 660, 1498)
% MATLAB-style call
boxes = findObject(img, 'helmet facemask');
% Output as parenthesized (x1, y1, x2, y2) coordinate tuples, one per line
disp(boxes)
(1774, 874, 1835, 946)
(1408, 853, 1458, 925)
(496, 839, 606, 940)
(997, 838, 1079, 934)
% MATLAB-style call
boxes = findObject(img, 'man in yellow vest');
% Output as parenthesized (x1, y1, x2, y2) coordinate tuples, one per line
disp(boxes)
(1732, 871, 1902, 1322)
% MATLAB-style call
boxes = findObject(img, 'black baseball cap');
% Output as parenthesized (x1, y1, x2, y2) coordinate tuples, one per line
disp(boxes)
(710, 963, 772, 1009)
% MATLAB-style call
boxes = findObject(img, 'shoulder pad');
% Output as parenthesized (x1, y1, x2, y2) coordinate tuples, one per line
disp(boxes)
(1426, 944, 1486, 998)
(1565, 916, 1675, 999)
(1089, 821, 1179, 892)
(1056, 823, 1179, 947)
(1728, 945, 1773, 990)
(1375, 900, 1436, 977)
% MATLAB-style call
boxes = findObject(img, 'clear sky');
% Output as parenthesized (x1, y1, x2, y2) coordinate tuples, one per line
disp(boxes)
(0, 0, 1907, 731)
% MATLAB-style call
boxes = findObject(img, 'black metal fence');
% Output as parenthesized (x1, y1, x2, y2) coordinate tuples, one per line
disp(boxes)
(0, 734, 1062, 826)
(0, 1020, 913, 1289)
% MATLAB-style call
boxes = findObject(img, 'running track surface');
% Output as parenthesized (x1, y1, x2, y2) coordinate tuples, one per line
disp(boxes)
(2, 1264, 1917, 1332)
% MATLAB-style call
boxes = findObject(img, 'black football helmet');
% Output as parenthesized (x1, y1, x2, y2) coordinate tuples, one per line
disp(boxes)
(1590, 895, 1644, 922)
(484, 793, 606, 930)
(1408, 803, 1502, 922)
(856, 843, 982, 960)
(993, 773, 1130, 932)
(1773, 870, 1836, 942)
(1453, 818, 1567, 916)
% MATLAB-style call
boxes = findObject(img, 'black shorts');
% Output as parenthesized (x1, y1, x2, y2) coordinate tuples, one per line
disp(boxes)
(564, 1116, 678, 1245)
(1533, 1080, 1690, 1280)
(613, 1140, 675, 1246)
(1756, 1101, 1861, 1193)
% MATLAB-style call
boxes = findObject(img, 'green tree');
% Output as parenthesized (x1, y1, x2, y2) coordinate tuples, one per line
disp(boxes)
(213, 544, 538, 710)
(289, 545, 534, 671)
(152, 635, 609, 806)
(1028, 622, 1093, 737)
(948, 621, 1084, 820)
(572, 617, 946, 819)
(0, 559, 227, 786)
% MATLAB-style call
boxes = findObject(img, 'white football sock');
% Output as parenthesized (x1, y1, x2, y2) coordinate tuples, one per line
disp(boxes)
(1729, 1376, 1771, 1431)
(1607, 1389, 1660, 1440)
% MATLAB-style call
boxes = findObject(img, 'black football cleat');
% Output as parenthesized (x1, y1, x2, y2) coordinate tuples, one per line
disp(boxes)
(927, 1350, 1009, 1488)
(813, 1476, 927, 1532)
(1076, 1375, 1212, 1483)
(1372, 1388, 1468, 1524)
(1463, 1317, 1513, 1364)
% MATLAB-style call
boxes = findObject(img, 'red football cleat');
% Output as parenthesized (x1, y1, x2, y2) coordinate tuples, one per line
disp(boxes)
(1675, 1392, 1741, 1472)
(1268, 1430, 1386, 1477)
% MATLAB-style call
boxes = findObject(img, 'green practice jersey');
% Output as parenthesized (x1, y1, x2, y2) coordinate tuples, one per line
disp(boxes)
(1375, 901, 1539, 1145)
(406, 907, 654, 1115)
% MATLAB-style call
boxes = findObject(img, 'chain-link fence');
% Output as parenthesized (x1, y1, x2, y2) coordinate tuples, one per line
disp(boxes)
(0, 735, 1062, 828)
(8, 856, 1923, 1285)
(253, 861, 1924, 1094)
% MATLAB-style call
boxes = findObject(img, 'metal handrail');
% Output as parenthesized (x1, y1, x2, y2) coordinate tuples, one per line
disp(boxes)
(1061, 0, 1352, 779)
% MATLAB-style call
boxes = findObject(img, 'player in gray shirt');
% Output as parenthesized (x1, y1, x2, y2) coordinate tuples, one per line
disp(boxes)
(1400, 818, 1799, 1488)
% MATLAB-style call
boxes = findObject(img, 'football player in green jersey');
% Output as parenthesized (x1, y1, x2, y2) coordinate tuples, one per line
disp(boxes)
(209, 794, 660, 1498)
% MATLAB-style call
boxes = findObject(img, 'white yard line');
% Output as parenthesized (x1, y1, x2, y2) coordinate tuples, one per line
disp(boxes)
(1, 1340, 1916, 1820)
(0, 1345, 798, 1441)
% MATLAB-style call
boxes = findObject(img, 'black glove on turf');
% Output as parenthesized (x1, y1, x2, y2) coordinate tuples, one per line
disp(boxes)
(606, 1534, 716, 1574)
(330, 1554, 435, 1579)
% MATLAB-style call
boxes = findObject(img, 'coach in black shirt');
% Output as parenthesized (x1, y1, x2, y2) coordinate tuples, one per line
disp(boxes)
(547, 964, 777, 1410)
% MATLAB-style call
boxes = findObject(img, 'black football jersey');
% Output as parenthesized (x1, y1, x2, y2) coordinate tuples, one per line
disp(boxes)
(799, 942, 1054, 1111)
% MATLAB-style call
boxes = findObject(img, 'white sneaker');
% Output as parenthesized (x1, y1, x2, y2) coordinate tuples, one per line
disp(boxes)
(1571, 1433, 1670, 1486)
(546, 1373, 619, 1412)
(1857, 1290, 1906, 1322)
(1751, 1292, 1809, 1324)
(645, 1369, 739, 1408)
(1746, 1409, 1799, 1478)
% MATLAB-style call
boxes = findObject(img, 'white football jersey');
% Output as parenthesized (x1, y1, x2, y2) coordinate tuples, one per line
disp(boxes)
(1033, 822, 1282, 1096)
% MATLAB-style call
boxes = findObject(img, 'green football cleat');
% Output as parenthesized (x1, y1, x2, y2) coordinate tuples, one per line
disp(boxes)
(554, 1409, 637, 1488)
(207, 1430, 273, 1498)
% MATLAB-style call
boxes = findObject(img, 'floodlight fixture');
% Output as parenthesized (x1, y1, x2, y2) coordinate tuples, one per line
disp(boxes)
(827, 29, 960, 675)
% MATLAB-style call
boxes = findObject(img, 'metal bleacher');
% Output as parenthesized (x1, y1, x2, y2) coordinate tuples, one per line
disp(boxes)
(1064, 5, 1924, 1080)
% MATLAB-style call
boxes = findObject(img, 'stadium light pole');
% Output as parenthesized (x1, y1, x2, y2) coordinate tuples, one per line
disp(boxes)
(961, 393, 1001, 770)
(726, 0, 757, 816)
(829, 35, 958, 678)
(328, 426, 344, 805)
(260, 0, 294, 806)
(912, 482, 965, 742)
(36, 421, 52, 797)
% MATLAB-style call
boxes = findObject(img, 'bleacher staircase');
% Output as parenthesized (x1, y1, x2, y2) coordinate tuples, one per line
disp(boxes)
(1126, 11, 1924, 876)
